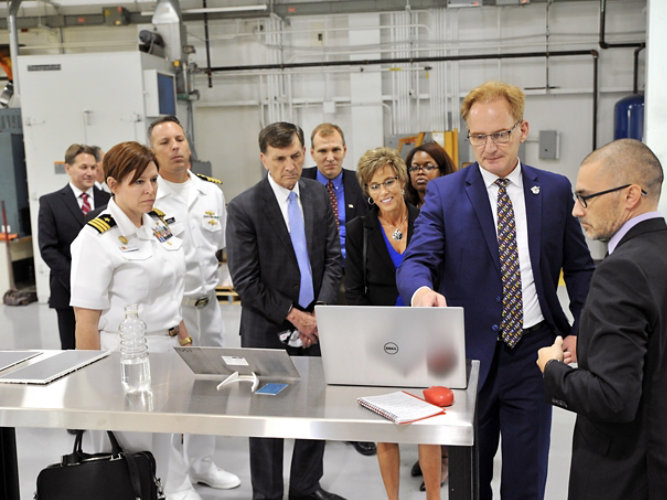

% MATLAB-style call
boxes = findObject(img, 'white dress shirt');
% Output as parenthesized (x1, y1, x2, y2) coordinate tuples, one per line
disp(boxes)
(69, 183, 95, 210)
(478, 161, 544, 329)
(267, 172, 304, 232)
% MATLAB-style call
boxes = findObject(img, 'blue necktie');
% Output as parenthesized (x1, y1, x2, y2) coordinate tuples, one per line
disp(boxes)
(288, 191, 314, 308)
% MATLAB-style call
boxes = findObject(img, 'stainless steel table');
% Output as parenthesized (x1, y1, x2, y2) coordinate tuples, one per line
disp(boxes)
(0, 351, 479, 499)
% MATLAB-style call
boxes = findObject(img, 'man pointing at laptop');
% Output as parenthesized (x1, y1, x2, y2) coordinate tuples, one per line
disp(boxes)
(396, 80, 593, 500)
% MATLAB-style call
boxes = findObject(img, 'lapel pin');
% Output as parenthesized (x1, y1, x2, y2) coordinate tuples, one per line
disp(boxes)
(119, 236, 128, 244)
(531, 185, 540, 195)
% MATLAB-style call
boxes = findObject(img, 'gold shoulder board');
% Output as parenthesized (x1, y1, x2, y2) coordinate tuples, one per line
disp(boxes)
(87, 214, 117, 234)
(196, 173, 222, 184)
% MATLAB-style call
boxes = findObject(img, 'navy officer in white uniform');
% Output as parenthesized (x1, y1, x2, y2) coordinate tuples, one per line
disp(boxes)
(149, 116, 241, 491)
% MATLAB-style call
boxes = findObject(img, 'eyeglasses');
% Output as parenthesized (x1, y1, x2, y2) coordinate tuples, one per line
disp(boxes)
(467, 121, 521, 147)
(368, 177, 398, 192)
(408, 164, 439, 173)
(574, 184, 647, 208)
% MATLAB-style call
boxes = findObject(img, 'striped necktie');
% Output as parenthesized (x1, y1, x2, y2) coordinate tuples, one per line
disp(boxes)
(326, 180, 340, 228)
(495, 178, 523, 347)
(80, 192, 91, 216)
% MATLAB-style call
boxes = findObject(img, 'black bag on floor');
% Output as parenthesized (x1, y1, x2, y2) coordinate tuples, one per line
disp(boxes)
(34, 430, 164, 500)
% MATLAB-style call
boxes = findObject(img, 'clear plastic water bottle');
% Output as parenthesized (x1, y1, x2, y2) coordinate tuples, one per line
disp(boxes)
(119, 304, 151, 393)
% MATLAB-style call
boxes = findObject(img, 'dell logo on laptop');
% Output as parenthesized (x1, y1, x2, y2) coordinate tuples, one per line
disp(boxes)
(384, 342, 399, 355)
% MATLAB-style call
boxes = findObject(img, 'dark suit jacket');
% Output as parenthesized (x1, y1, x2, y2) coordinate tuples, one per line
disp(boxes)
(345, 204, 418, 305)
(544, 218, 667, 500)
(38, 185, 110, 309)
(225, 176, 343, 348)
(301, 167, 369, 223)
(396, 163, 594, 388)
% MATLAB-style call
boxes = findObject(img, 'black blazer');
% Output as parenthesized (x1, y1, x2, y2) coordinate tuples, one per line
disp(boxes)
(226, 176, 343, 348)
(544, 218, 667, 499)
(344, 203, 419, 306)
(301, 167, 369, 224)
(38, 184, 111, 309)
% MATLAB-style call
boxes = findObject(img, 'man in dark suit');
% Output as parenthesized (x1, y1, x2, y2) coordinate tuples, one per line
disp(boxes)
(226, 122, 344, 500)
(301, 123, 376, 457)
(38, 144, 110, 350)
(538, 139, 667, 500)
(301, 123, 369, 260)
(396, 81, 594, 500)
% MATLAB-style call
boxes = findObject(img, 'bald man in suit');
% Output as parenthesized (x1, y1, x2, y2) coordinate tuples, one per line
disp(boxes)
(538, 139, 667, 500)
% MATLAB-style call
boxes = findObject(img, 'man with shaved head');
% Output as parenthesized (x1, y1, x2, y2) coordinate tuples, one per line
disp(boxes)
(538, 138, 667, 500)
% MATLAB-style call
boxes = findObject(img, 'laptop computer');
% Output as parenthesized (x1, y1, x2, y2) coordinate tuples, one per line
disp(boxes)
(316, 305, 467, 389)
(0, 350, 109, 385)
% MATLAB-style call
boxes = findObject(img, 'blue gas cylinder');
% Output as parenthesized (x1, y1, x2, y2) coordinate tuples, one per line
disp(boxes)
(614, 94, 644, 140)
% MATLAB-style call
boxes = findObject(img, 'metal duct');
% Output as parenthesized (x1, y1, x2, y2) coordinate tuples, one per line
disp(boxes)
(152, 0, 186, 63)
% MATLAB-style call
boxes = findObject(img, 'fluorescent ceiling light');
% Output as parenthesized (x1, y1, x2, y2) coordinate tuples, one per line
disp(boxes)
(142, 5, 268, 16)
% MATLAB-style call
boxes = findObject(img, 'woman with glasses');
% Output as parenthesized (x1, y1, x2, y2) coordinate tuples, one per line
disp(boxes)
(405, 142, 456, 209)
(344, 147, 442, 500)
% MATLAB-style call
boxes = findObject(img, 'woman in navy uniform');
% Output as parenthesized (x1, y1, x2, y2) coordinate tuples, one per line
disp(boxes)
(70, 141, 203, 500)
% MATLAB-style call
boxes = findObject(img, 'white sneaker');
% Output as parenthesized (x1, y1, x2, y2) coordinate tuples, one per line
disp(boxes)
(190, 461, 241, 490)
(166, 485, 202, 500)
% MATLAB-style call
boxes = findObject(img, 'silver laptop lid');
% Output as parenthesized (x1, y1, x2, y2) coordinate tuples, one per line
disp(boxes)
(316, 305, 467, 389)
(174, 347, 301, 380)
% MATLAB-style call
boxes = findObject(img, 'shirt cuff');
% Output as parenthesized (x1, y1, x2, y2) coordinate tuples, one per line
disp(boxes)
(410, 286, 433, 306)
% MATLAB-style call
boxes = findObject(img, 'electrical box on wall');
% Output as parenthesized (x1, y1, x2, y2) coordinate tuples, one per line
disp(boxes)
(539, 130, 559, 160)
(103, 6, 130, 26)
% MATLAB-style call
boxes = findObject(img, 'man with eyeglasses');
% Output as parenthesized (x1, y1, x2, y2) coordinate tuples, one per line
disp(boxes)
(397, 80, 594, 500)
(537, 139, 667, 500)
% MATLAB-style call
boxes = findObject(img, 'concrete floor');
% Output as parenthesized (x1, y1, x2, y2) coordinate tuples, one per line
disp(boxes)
(0, 301, 575, 500)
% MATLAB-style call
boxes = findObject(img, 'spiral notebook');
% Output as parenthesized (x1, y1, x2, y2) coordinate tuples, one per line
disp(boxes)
(357, 390, 445, 424)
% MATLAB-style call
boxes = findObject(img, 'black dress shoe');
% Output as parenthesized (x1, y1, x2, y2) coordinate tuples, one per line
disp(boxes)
(346, 440, 377, 456)
(411, 460, 422, 477)
(289, 486, 346, 500)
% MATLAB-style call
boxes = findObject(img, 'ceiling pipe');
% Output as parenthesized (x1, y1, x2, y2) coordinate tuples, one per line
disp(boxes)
(633, 45, 645, 94)
(599, 0, 646, 94)
(210, 49, 600, 150)
(202, 0, 213, 88)
(599, 0, 644, 49)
